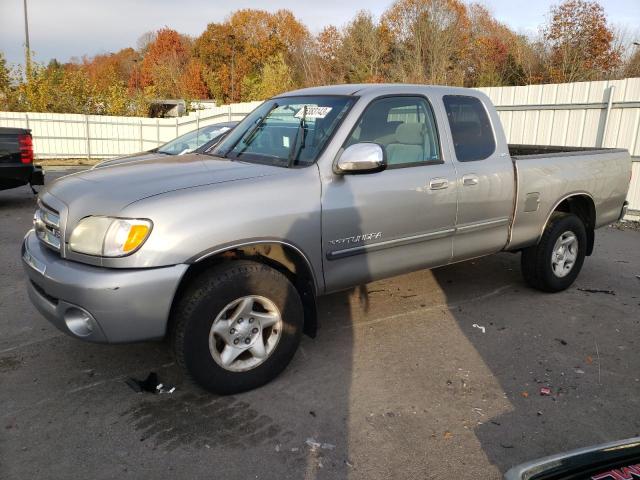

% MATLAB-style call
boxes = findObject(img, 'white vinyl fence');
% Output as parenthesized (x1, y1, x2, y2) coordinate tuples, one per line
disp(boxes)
(0, 101, 263, 160)
(0, 78, 639, 213)
(477, 78, 640, 215)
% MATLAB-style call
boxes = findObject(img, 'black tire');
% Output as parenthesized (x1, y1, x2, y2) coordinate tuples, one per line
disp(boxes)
(521, 212, 587, 292)
(171, 260, 303, 395)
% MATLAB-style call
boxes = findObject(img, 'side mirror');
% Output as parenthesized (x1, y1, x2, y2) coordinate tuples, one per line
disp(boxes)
(335, 143, 386, 174)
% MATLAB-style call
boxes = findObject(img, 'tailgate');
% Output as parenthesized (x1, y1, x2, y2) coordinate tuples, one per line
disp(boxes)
(0, 133, 22, 164)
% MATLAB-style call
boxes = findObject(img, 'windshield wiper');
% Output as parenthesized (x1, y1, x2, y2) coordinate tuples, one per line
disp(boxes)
(223, 102, 279, 158)
(288, 105, 307, 168)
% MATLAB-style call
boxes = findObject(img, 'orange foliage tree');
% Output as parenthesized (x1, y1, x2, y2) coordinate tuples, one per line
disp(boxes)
(194, 9, 309, 102)
(543, 0, 621, 82)
(139, 28, 194, 98)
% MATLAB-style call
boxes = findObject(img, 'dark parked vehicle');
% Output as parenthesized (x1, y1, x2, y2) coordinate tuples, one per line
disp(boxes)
(0, 127, 44, 191)
(505, 437, 640, 479)
(93, 121, 238, 169)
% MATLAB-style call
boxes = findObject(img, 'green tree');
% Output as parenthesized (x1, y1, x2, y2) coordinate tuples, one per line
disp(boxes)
(338, 11, 392, 83)
(243, 53, 295, 100)
(382, 0, 470, 85)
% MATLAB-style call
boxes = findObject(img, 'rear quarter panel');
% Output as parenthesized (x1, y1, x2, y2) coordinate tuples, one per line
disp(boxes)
(508, 149, 631, 250)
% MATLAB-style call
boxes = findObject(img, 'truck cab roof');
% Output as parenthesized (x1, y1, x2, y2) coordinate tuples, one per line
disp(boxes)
(276, 83, 479, 98)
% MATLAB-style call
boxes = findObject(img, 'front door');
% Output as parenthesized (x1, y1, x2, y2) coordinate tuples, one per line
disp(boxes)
(321, 95, 458, 293)
(441, 94, 515, 261)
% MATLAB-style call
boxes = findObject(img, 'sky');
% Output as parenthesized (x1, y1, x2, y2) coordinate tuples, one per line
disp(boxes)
(1, 0, 639, 66)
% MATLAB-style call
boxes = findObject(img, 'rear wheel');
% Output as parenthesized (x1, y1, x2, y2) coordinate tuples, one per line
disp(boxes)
(521, 212, 587, 292)
(171, 260, 303, 394)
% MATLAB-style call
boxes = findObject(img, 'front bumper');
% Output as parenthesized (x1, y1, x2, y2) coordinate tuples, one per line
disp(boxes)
(30, 166, 44, 186)
(22, 230, 188, 343)
(0, 164, 43, 191)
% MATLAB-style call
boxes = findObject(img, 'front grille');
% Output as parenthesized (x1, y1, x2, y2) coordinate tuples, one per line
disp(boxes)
(34, 202, 61, 252)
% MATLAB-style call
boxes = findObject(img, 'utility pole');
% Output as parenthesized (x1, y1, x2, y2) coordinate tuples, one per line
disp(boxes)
(228, 34, 236, 103)
(23, 0, 32, 79)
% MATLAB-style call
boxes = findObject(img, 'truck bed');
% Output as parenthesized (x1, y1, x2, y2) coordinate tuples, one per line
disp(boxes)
(509, 144, 623, 157)
(506, 144, 631, 250)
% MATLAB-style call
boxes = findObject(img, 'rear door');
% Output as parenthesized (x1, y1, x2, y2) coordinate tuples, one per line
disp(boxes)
(321, 95, 458, 292)
(442, 95, 514, 261)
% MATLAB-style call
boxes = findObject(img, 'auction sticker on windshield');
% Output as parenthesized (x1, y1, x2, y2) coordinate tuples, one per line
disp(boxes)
(295, 106, 332, 119)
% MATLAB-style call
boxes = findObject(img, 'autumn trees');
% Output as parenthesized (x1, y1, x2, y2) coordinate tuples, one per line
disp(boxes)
(542, 0, 622, 82)
(1, 0, 636, 116)
(0, 53, 10, 110)
(193, 9, 307, 102)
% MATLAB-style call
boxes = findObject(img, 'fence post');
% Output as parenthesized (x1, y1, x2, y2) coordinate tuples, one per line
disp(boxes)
(116, 119, 121, 155)
(24, 112, 30, 130)
(85, 114, 91, 159)
(196, 110, 200, 131)
(156, 118, 160, 144)
(228, 104, 232, 122)
(599, 85, 615, 148)
(139, 120, 143, 151)
(175, 117, 179, 138)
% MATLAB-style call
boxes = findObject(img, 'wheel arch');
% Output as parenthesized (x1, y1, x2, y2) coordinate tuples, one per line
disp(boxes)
(542, 193, 596, 255)
(169, 240, 320, 339)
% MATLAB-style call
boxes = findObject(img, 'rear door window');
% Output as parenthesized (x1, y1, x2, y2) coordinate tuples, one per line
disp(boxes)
(443, 95, 495, 162)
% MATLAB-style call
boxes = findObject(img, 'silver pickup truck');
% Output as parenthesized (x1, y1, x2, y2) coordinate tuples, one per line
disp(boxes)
(22, 84, 631, 394)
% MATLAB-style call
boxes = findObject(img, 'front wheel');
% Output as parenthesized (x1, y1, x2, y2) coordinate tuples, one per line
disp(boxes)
(171, 260, 304, 394)
(521, 212, 587, 292)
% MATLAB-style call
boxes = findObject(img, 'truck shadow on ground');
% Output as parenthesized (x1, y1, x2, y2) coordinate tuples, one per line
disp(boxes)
(6, 243, 639, 479)
(430, 240, 640, 474)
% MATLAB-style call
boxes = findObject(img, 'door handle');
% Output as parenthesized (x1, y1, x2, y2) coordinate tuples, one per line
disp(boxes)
(429, 178, 449, 190)
(462, 174, 479, 186)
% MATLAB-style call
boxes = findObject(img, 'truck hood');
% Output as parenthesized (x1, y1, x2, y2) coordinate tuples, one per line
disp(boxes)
(43, 153, 283, 220)
(92, 151, 163, 168)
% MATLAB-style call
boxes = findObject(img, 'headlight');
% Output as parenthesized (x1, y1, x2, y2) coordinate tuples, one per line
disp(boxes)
(69, 217, 152, 257)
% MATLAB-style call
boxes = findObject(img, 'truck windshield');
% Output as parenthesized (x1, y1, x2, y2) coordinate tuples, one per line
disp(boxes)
(210, 95, 355, 167)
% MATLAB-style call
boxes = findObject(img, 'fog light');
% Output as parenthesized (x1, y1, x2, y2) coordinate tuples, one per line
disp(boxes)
(64, 307, 96, 337)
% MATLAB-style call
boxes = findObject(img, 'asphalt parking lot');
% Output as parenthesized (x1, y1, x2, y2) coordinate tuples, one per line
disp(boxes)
(1, 171, 639, 480)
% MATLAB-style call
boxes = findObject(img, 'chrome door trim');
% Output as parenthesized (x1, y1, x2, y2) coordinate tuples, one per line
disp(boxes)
(455, 217, 510, 234)
(327, 228, 455, 260)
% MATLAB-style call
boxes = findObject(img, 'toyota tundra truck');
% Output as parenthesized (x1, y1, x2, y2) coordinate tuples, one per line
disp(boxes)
(22, 84, 632, 394)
